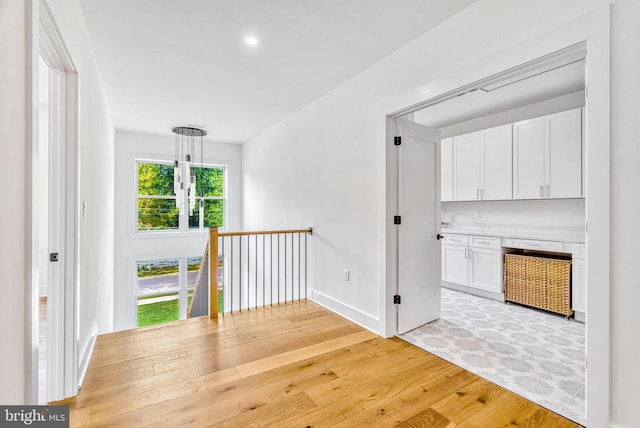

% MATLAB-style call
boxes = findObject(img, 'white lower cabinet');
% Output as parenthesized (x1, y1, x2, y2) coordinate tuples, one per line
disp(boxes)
(468, 247, 502, 292)
(441, 234, 501, 294)
(442, 244, 467, 284)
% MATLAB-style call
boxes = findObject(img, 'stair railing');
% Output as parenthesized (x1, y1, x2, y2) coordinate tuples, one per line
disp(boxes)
(188, 227, 313, 319)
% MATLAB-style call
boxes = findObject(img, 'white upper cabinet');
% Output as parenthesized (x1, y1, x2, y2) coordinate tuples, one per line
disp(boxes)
(545, 108, 583, 198)
(513, 117, 545, 199)
(441, 137, 453, 201)
(452, 124, 512, 201)
(452, 132, 481, 201)
(481, 124, 513, 200)
(513, 108, 583, 199)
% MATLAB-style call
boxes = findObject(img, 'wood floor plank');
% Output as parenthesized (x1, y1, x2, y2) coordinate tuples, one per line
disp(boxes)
(56, 300, 582, 427)
(236, 329, 376, 377)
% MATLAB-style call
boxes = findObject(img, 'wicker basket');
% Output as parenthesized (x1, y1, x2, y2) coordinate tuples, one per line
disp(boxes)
(504, 253, 573, 316)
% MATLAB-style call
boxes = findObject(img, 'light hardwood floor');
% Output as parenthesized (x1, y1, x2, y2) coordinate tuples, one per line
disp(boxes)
(55, 301, 582, 427)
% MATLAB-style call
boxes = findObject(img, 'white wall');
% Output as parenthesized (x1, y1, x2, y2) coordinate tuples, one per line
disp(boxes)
(45, 0, 116, 371)
(242, 0, 640, 425)
(114, 131, 242, 331)
(609, 1, 640, 426)
(0, 0, 29, 405)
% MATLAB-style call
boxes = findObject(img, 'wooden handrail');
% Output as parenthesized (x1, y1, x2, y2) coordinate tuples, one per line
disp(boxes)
(208, 226, 312, 318)
(218, 227, 312, 237)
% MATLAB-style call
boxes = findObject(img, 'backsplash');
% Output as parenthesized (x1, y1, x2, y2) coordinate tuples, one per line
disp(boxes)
(441, 199, 585, 230)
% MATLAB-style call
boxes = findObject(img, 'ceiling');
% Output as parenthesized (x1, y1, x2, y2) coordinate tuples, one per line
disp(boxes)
(79, 0, 478, 143)
(413, 59, 586, 129)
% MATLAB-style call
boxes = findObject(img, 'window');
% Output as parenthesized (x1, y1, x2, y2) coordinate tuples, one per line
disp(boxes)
(136, 256, 202, 327)
(137, 160, 225, 231)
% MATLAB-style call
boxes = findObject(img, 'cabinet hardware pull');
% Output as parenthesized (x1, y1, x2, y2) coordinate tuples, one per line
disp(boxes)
(539, 185, 544, 197)
(546, 185, 550, 197)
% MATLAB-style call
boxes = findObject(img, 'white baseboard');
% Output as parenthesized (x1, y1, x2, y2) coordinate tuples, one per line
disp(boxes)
(77, 323, 98, 388)
(308, 289, 379, 334)
(442, 282, 504, 302)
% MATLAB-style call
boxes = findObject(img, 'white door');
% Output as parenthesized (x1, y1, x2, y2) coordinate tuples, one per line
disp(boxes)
(453, 131, 481, 201)
(481, 124, 513, 200)
(396, 118, 441, 334)
(513, 117, 545, 199)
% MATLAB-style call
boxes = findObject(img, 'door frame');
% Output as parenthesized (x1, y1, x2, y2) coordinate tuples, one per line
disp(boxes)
(380, 7, 610, 426)
(31, 0, 80, 403)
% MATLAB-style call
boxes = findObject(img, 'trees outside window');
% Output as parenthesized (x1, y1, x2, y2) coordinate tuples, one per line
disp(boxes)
(137, 161, 225, 231)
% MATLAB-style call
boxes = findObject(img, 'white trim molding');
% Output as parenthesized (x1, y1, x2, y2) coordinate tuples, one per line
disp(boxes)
(309, 288, 379, 334)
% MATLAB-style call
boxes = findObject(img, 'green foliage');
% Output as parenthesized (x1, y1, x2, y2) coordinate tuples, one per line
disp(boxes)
(137, 296, 179, 327)
(189, 199, 224, 229)
(138, 198, 179, 230)
(194, 167, 223, 197)
(137, 291, 222, 327)
(138, 162, 174, 195)
(137, 162, 224, 230)
(137, 265, 179, 278)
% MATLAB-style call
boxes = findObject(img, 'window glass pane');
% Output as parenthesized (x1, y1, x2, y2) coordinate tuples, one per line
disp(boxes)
(138, 162, 174, 196)
(137, 258, 180, 296)
(138, 197, 179, 230)
(187, 257, 202, 289)
(137, 293, 179, 327)
(136, 258, 180, 326)
(194, 167, 223, 197)
(189, 199, 224, 229)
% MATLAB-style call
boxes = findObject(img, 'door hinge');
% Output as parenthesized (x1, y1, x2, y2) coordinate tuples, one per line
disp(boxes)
(393, 215, 401, 225)
(393, 294, 401, 304)
(50, 252, 59, 262)
(394, 136, 401, 146)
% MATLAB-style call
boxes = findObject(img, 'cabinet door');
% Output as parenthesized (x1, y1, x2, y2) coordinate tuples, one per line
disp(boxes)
(513, 117, 545, 199)
(441, 137, 453, 201)
(468, 248, 501, 293)
(572, 258, 586, 313)
(453, 132, 481, 201)
(545, 108, 583, 198)
(481, 124, 512, 200)
(442, 244, 468, 285)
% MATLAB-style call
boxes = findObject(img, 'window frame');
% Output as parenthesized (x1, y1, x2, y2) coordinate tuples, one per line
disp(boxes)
(135, 158, 227, 233)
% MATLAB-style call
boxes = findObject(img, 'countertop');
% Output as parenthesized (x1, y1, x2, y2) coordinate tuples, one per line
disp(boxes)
(441, 223, 585, 244)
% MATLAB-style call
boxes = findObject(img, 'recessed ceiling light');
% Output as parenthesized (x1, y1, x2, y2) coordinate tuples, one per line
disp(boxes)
(245, 36, 259, 46)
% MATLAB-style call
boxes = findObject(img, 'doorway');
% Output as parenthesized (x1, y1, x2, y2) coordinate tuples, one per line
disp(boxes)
(34, 0, 80, 404)
(382, 12, 611, 426)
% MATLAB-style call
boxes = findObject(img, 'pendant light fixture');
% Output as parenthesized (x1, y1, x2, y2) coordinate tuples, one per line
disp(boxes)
(171, 126, 205, 222)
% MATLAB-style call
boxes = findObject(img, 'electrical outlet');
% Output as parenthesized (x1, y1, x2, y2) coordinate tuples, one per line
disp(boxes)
(476, 210, 483, 219)
(344, 269, 350, 281)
